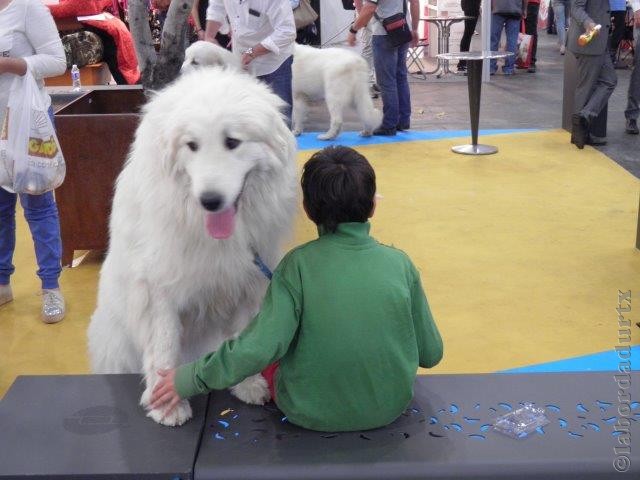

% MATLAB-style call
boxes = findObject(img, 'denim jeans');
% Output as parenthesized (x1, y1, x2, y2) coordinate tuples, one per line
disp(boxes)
(0, 107, 62, 289)
(490, 14, 520, 73)
(372, 35, 411, 129)
(552, 0, 568, 48)
(257, 55, 293, 126)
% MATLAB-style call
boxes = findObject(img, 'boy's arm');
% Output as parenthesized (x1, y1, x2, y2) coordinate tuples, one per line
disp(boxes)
(410, 266, 443, 368)
(175, 271, 301, 399)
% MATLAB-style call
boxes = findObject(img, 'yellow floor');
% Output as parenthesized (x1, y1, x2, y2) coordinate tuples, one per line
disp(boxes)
(1, 129, 639, 396)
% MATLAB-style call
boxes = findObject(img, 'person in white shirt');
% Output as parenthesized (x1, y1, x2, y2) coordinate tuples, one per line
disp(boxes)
(205, 0, 296, 124)
(624, 0, 640, 134)
(0, 0, 67, 323)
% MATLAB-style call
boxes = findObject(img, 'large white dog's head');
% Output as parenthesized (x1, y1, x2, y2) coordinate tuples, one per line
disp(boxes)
(181, 41, 241, 73)
(136, 67, 296, 240)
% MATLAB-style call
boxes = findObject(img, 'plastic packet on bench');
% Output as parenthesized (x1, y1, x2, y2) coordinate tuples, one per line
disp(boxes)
(493, 403, 549, 439)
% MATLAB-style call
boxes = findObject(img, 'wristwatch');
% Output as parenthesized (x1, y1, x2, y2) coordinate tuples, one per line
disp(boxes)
(245, 47, 255, 58)
(349, 24, 358, 34)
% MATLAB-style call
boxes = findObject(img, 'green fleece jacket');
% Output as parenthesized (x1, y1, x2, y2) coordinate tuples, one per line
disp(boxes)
(175, 222, 443, 432)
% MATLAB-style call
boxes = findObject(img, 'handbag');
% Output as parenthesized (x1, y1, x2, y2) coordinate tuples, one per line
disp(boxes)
(61, 30, 104, 69)
(516, 20, 533, 68)
(0, 71, 66, 195)
(377, 2, 413, 47)
(293, 0, 318, 30)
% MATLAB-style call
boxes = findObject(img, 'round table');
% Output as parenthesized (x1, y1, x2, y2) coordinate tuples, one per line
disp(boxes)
(436, 51, 512, 155)
(421, 16, 471, 77)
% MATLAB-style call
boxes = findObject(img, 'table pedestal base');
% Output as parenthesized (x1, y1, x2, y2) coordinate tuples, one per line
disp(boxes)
(451, 144, 498, 155)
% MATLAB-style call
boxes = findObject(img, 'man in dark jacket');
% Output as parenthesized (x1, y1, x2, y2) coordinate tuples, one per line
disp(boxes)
(568, 0, 616, 148)
(490, 0, 527, 75)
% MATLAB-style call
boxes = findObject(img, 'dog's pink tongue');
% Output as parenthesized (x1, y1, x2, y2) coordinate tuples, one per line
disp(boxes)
(205, 207, 236, 239)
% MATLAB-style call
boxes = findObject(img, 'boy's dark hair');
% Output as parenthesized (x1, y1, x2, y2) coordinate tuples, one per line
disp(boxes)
(301, 146, 376, 233)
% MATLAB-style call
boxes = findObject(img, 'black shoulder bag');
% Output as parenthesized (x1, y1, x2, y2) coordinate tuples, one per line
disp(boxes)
(376, 1, 413, 47)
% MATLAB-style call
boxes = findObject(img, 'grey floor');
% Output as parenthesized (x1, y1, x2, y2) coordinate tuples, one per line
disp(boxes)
(304, 32, 640, 179)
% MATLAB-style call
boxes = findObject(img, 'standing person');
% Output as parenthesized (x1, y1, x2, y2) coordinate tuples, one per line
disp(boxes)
(490, 0, 527, 75)
(457, 0, 481, 73)
(624, 0, 640, 134)
(149, 146, 444, 432)
(524, 0, 540, 72)
(347, 0, 420, 136)
(354, 0, 379, 98)
(608, 0, 627, 65)
(0, 0, 67, 322)
(552, 0, 570, 54)
(568, 0, 616, 148)
(205, 0, 296, 124)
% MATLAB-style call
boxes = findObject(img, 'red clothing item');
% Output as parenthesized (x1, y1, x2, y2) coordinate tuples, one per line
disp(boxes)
(261, 362, 280, 402)
(48, 0, 140, 84)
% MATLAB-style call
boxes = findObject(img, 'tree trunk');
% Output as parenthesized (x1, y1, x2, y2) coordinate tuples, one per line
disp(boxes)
(128, 0, 195, 90)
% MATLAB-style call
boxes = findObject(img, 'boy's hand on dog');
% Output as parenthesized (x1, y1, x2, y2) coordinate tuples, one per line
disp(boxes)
(149, 368, 181, 416)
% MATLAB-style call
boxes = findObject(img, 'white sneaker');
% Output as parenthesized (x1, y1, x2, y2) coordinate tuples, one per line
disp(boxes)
(0, 284, 12, 306)
(560, 45, 566, 55)
(42, 288, 65, 324)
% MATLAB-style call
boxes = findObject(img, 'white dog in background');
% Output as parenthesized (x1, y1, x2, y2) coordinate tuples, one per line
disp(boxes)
(87, 68, 298, 426)
(292, 44, 382, 140)
(182, 41, 382, 140)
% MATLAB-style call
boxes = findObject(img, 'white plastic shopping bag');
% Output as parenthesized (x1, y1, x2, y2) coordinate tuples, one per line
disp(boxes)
(0, 70, 65, 195)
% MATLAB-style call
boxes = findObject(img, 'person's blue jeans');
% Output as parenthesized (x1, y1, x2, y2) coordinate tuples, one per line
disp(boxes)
(372, 35, 411, 130)
(490, 14, 520, 73)
(552, 0, 567, 48)
(0, 107, 62, 289)
(257, 55, 293, 126)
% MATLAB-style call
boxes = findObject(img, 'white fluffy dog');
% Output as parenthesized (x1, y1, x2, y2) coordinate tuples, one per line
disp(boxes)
(87, 68, 298, 426)
(292, 44, 382, 140)
(182, 41, 382, 140)
(181, 40, 241, 72)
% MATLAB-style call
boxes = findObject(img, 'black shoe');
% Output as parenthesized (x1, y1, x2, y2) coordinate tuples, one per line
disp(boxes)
(626, 119, 639, 134)
(571, 113, 589, 149)
(373, 127, 397, 136)
(527, 64, 536, 73)
(396, 123, 410, 131)
(586, 135, 607, 146)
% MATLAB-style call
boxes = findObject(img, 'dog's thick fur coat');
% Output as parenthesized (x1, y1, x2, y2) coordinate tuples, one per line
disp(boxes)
(88, 68, 297, 426)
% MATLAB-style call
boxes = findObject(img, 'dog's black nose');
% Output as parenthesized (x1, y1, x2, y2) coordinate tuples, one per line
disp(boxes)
(200, 193, 224, 212)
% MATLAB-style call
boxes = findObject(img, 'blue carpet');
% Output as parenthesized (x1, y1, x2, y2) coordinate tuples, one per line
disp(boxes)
(502, 346, 639, 373)
(296, 129, 539, 151)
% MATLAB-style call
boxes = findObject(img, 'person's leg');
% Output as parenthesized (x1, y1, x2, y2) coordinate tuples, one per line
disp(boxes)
(361, 20, 376, 87)
(609, 11, 626, 62)
(0, 188, 18, 299)
(257, 56, 294, 126)
(396, 41, 411, 128)
(458, 0, 480, 70)
(579, 53, 617, 123)
(624, 32, 640, 131)
(525, 3, 540, 69)
(490, 14, 505, 74)
(372, 35, 399, 132)
(553, 1, 566, 52)
(503, 17, 520, 73)
(19, 191, 62, 290)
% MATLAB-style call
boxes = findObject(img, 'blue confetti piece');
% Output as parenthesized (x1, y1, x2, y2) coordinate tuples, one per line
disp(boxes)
(585, 423, 600, 432)
(498, 403, 512, 412)
(463, 417, 480, 424)
(218, 420, 229, 428)
(576, 403, 589, 413)
(596, 400, 613, 412)
(568, 431, 583, 439)
(480, 424, 491, 432)
(474, 403, 481, 410)
(232, 414, 239, 419)
(443, 425, 450, 430)
(545, 404, 561, 413)
(468, 434, 485, 440)
(410, 407, 420, 414)
(234, 432, 240, 437)
(488, 408, 497, 414)
(631, 402, 640, 410)
(559, 418, 568, 429)
(449, 404, 459, 414)
(536, 426, 545, 435)
(450, 423, 463, 432)
(281, 416, 288, 423)
(603, 416, 617, 424)
(429, 416, 438, 425)
(438, 408, 446, 414)
(214, 433, 225, 440)
(612, 430, 624, 437)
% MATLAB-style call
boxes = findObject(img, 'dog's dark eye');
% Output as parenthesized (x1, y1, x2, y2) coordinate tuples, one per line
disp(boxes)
(187, 141, 199, 152)
(225, 137, 241, 150)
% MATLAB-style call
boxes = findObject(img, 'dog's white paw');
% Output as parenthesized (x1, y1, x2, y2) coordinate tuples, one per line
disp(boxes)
(230, 374, 271, 405)
(360, 130, 373, 137)
(146, 399, 193, 427)
(317, 132, 338, 141)
(139, 387, 152, 409)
